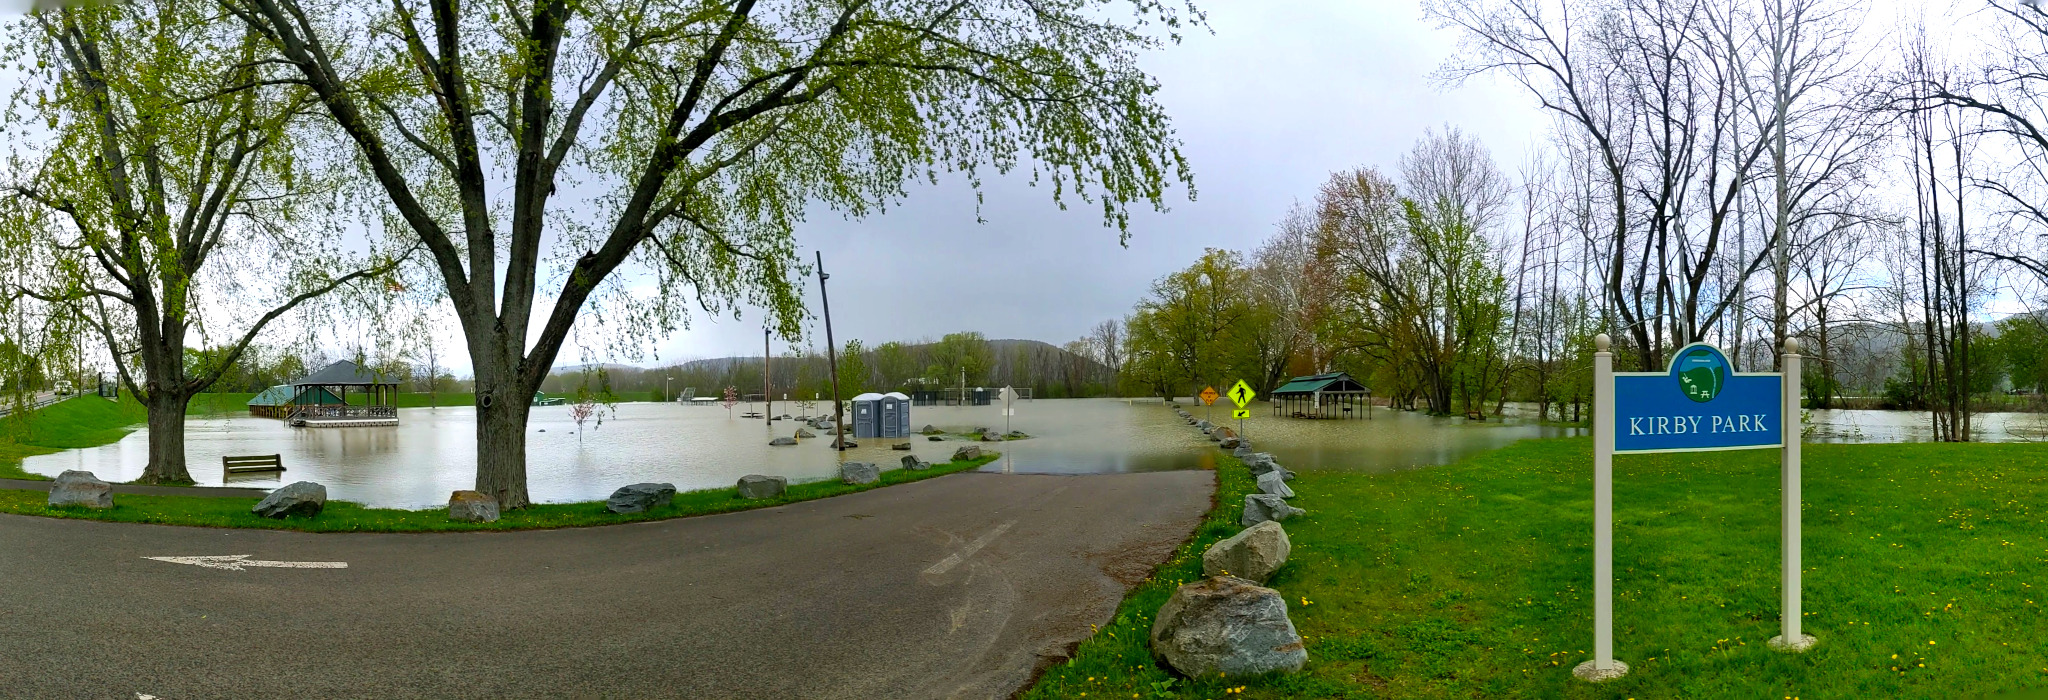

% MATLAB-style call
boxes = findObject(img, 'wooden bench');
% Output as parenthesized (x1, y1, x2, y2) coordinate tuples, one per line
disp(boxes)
(223, 454, 285, 474)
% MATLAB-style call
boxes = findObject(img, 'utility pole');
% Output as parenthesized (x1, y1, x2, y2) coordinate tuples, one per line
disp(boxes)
(819, 251, 847, 451)
(764, 328, 772, 424)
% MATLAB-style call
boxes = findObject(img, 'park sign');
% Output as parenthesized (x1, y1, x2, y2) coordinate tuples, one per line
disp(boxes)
(1578, 335, 1811, 684)
(1613, 344, 1782, 453)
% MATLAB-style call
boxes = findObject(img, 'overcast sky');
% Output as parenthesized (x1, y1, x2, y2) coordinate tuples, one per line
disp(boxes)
(603, 0, 1550, 370)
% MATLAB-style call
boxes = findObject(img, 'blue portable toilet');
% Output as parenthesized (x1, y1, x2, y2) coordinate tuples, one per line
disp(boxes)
(851, 392, 884, 438)
(853, 392, 912, 438)
(881, 392, 911, 437)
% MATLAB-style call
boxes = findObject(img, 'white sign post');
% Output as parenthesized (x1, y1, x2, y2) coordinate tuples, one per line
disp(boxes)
(1576, 334, 1810, 684)
(1579, 334, 1623, 681)
(1771, 339, 1815, 652)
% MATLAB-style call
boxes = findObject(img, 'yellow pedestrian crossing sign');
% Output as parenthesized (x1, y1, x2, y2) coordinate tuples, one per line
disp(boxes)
(1232, 408, 1250, 420)
(1229, 380, 1256, 408)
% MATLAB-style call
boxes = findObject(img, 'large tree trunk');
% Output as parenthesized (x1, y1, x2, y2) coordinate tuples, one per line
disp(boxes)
(139, 390, 193, 484)
(473, 371, 535, 509)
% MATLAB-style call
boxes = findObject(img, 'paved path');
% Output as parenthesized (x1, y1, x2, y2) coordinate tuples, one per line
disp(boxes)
(0, 469, 1214, 699)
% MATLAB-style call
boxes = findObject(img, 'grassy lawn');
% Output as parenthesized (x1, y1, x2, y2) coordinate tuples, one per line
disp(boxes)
(1027, 438, 2048, 699)
(0, 395, 149, 479)
(0, 452, 1000, 532)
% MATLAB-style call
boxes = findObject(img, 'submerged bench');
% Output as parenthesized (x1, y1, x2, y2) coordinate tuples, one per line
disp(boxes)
(223, 454, 285, 474)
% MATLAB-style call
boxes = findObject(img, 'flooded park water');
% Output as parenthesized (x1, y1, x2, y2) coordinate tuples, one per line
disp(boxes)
(21, 397, 1575, 508)
(24, 397, 2032, 509)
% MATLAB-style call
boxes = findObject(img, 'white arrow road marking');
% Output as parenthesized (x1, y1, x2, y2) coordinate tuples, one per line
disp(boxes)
(144, 555, 347, 571)
(923, 520, 1015, 576)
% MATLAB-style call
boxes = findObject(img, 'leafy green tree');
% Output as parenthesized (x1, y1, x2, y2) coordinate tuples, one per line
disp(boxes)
(837, 339, 870, 397)
(222, 0, 1195, 507)
(871, 341, 917, 390)
(0, 2, 408, 483)
(1992, 314, 2048, 394)
(927, 332, 994, 388)
(1127, 249, 1254, 399)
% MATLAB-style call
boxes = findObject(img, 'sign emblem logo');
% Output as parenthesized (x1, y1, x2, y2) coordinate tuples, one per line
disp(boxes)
(1675, 347, 1728, 403)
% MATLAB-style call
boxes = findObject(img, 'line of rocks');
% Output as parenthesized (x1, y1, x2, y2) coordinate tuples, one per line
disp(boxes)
(1147, 401, 1310, 680)
(46, 470, 335, 521)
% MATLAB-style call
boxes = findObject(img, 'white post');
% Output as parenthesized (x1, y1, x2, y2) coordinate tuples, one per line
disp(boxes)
(1771, 338, 1815, 651)
(1575, 334, 1628, 681)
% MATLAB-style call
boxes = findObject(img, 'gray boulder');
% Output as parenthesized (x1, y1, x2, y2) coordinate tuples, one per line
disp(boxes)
(1197, 420, 1213, 430)
(1256, 470, 1295, 499)
(833, 440, 860, 449)
(46, 470, 112, 509)
(795, 428, 817, 439)
(839, 462, 880, 485)
(769, 437, 799, 446)
(902, 455, 931, 471)
(1150, 576, 1307, 678)
(928, 436, 945, 441)
(951, 445, 982, 461)
(252, 481, 327, 519)
(920, 424, 943, 435)
(447, 490, 500, 523)
(1241, 494, 1304, 527)
(1202, 520, 1291, 583)
(980, 431, 1003, 442)
(892, 442, 912, 451)
(1004, 430, 1030, 439)
(737, 474, 787, 499)
(606, 482, 677, 513)
(1218, 436, 1241, 449)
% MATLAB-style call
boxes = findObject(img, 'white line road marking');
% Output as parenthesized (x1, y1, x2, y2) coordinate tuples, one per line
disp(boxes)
(923, 520, 1016, 576)
(144, 555, 348, 571)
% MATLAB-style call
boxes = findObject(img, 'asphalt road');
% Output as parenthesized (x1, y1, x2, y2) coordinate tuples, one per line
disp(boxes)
(0, 469, 1214, 699)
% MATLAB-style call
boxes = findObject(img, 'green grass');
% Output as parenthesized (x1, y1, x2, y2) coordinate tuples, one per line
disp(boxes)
(1027, 438, 2048, 699)
(0, 395, 149, 479)
(0, 452, 1000, 532)
(1023, 455, 1258, 700)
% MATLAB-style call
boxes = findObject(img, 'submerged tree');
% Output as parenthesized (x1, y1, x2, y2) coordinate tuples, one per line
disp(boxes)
(0, 2, 409, 483)
(222, 0, 1196, 508)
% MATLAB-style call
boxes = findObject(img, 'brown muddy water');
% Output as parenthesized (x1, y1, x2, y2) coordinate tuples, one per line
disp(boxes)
(22, 398, 1584, 508)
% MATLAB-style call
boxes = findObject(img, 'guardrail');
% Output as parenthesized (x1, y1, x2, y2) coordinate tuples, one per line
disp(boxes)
(293, 405, 398, 420)
(0, 392, 70, 419)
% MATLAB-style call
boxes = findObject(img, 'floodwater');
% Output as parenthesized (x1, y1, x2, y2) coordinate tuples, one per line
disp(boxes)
(1178, 400, 1586, 472)
(1806, 409, 2048, 443)
(21, 397, 1585, 508)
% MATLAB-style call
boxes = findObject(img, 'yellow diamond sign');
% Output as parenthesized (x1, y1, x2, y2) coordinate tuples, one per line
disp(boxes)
(1229, 380, 1256, 408)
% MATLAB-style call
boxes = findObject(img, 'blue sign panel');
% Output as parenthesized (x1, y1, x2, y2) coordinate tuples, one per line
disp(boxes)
(1613, 343, 1782, 453)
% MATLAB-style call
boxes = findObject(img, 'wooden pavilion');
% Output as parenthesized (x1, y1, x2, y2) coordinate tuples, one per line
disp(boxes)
(1270, 372, 1373, 420)
(282, 360, 399, 427)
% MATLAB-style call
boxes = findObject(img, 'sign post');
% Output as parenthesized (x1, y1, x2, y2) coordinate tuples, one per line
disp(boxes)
(1229, 380, 1256, 442)
(1772, 340, 1814, 652)
(1575, 334, 1810, 683)
(1580, 334, 1620, 681)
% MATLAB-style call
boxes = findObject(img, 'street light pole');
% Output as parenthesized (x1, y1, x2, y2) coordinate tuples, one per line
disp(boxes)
(818, 251, 847, 451)
(665, 376, 673, 403)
